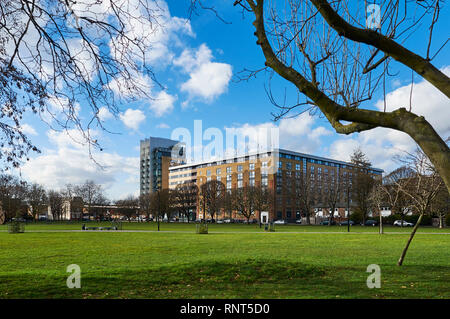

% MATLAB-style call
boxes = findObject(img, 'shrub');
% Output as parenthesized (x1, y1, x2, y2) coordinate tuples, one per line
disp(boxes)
(196, 223, 208, 234)
(8, 221, 25, 233)
(349, 210, 363, 224)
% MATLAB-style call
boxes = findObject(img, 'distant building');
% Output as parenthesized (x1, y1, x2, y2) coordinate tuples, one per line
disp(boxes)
(169, 148, 383, 222)
(140, 137, 185, 196)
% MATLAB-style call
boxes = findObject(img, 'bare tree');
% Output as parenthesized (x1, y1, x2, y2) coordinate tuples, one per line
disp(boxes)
(322, 171, 342, 226)
(432, 183, 449, 229)
(26, 183, 47, 220)
(200, 180, 225, 222)
(253, 184, 274, 222)
(395, 147, 444, 266)
(222, 190, 234, 220)
(116, 195, 139, 221)
(351, 148, 376, 225)
(232, 186, 258, 223)
(74, 179, 105, 220)
(289, 170, 315, 224)
(48, 189, 63, 220)
(229, 0, 450, 193)
(149, 189, 175, 231)
(0, 174, 27, 219)
(139, 193, 152, 221)
(174, 182, 198, 223)
(383, 166, 414, 226)
(368, 180, 386, 234)
(1, 0, 169, 169)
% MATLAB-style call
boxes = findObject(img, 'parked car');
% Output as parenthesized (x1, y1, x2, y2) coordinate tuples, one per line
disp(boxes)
(393, 220, 414, 227)
(223, 219, 232, 223)
(340, 220, 355, 226)
(216, 219, 224, 224)
(274, 220, 286, 225)
(320, 220, 336, 225)
(295, 219, 302, 224)
(364, 220, 378, 226)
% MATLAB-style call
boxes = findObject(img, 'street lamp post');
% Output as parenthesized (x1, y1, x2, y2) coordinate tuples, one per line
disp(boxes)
(347, 183, 350, 233)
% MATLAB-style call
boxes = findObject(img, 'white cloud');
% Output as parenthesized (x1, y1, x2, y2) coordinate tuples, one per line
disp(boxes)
(223, 113, 332, 157)
(108, 0, 195, 68)
(107, 73, 154, 99)
(98, 107, 114, 121)
(157, 123, 170, 129)
(376, 66, 450, 136)
(149, 91, 177, 117)
(21, 129, 139, 199)
(329, 66, 450, 173)
(119, 109, 146, 129)
(174, 44, 232, 104)
(20, 124, 38, 136)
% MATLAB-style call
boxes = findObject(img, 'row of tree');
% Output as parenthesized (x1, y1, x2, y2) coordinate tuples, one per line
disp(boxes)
(0, 177, 111, 221)
(138, 181, 274, 230)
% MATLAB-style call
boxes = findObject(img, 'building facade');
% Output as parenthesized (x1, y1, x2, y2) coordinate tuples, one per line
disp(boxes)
(169, 148, 383, 222)
(140, 137, 185, 195)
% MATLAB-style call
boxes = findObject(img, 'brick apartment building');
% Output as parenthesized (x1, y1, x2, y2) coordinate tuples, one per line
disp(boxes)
(141, 137, 383, 222)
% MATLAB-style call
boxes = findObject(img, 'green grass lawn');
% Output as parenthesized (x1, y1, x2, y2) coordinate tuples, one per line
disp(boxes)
(0, 223, 449, 299)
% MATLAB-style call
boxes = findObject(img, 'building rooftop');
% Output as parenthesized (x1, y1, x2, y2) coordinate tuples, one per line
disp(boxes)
(168, 148, 383, 174)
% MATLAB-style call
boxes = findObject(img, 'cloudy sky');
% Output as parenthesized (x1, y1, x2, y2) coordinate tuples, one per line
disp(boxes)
(12, 0, 450, 200)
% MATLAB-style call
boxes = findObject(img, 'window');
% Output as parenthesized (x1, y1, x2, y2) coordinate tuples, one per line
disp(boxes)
(217, 176, 221, 182)
(249, 171, 255, 178)
(226, 166, 232, 173)
(286, 162, 292, 170)
(237, 180, 243, 188)
(206, 169, 211, 176)
(238, 173, 243, 180)
(278, 161, 283, 169)
(249, 163, 255, 170)
(216, 168, 221, 175)
(237, 165, 243, 172)
(295, 164, 301, 171)
(227, 181, 232, 189)
(261, 177, 268, 186)
(249, 179, 255, 186)
(207, 177, 211, 182)
(227, 174, 232, 181)
(262, 161, 268, 168)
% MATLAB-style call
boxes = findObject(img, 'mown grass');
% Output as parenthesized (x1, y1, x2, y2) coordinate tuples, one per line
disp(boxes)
(0, 227, 449, 299)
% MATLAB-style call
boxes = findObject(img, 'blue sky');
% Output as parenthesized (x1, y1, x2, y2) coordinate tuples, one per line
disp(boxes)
(14, 0, 450, 200)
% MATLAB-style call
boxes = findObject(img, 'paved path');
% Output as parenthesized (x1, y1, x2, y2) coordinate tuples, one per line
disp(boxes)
(1, 229, 449, 235)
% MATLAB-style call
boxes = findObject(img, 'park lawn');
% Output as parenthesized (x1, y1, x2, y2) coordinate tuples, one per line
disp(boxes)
(0, 221, 449, 233)
(0, 229, 449, 299)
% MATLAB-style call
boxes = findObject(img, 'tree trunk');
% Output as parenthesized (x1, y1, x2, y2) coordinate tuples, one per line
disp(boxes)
(157, 215, 160, 231)
(439, 214, 443, 229)
(397, 213, 424, 266)
(379, 210, 383, 234)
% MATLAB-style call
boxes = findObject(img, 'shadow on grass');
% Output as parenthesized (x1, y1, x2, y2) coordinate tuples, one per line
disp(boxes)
(0, 260, 448, 299)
